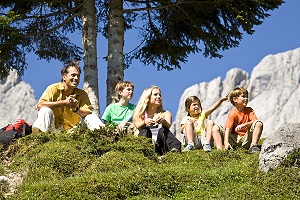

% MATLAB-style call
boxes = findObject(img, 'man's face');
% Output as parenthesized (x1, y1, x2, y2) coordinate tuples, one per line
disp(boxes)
(62, 66, 80, 89)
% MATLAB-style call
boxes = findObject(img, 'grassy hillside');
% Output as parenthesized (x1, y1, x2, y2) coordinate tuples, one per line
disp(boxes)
(1, 125, 299, 199)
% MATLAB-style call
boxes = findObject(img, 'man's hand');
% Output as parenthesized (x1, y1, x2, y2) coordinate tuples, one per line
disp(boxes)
(65, 95, 78, 110)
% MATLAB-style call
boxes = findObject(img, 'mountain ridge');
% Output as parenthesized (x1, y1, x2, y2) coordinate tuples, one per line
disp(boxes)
(172, 48, 300, 139)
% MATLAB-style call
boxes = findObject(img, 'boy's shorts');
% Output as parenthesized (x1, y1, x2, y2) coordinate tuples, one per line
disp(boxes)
(227, 120, 262, 149)
(182, 124, 224, 149)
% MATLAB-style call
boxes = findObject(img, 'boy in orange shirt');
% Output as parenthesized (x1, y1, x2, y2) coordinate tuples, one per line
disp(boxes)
(224, 87, 263, 153)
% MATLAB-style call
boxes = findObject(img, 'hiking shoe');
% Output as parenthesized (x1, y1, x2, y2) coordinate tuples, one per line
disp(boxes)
(203, 144, 212, 152)
(248, 145, 261, 154)
(32, 127, 41, 133)
(182, 144, 195, 152)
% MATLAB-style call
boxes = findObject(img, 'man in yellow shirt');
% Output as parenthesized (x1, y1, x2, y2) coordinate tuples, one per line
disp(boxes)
(32, 61, 103, 133)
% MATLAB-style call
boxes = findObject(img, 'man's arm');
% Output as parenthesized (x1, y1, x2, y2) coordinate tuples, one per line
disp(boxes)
(37, 95, 77, 110)
(74, 92, 93, 118)
(74, 107, 91, 118)
(38, 95, 90, 118)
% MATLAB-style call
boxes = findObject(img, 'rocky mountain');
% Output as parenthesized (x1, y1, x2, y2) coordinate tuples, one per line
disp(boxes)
(0, 71, 38, 127)
(172, 48, 300, 140)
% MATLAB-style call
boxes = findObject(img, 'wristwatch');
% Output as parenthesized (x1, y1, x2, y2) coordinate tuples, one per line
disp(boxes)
(72, 107, 79, 113)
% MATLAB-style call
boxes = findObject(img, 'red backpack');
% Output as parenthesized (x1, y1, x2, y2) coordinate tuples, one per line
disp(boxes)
(5, 119, 32, 135)
(0, 119, 32, 145)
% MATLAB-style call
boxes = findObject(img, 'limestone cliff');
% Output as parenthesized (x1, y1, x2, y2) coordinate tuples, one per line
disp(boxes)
(0, 71, 37, 127)
(173, 48, 300, 138)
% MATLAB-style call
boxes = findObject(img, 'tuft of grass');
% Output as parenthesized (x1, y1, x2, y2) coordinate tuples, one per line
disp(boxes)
(281, 148, 300, 168)
(0, 127, 299, 199)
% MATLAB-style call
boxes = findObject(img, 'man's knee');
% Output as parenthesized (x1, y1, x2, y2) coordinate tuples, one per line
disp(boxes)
(38, 107, 54, 116)
(33, 107, 55, 133)
(84, 114, 104, 130)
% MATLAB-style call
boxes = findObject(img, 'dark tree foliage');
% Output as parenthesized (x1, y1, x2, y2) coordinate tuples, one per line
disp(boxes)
(0, 0, 284, 79)
(0, 0, 84, 80)
(123, 0, 284, 71)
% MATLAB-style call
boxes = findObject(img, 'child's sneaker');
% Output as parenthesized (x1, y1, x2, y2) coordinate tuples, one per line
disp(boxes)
(203, 144, 212, 152)
(182, 144, 195, 152)
(248, 145, 261, 154)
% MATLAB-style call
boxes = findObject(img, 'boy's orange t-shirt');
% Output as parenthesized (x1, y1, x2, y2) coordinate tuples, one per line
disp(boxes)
(224, 107, 258, 136)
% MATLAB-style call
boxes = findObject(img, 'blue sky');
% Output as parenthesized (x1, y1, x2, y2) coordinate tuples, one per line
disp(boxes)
(23, 1, 300, 119)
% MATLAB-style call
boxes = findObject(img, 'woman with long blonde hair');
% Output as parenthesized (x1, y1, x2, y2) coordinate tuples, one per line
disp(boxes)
(133, 86, 181, 155)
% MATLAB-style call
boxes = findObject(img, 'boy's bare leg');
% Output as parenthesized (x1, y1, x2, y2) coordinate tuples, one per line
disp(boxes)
(251, 121, 263, 145)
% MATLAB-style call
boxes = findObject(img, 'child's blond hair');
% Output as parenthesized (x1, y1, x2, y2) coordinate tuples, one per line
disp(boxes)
(228, 87, 248, 106)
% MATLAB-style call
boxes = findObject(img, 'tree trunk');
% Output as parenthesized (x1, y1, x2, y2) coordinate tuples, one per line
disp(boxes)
(106, 0, 125, 105)
(81, 0, 100, 116)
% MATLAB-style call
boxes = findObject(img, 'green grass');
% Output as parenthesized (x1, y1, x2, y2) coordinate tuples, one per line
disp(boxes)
(1, 125, 299, 200)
